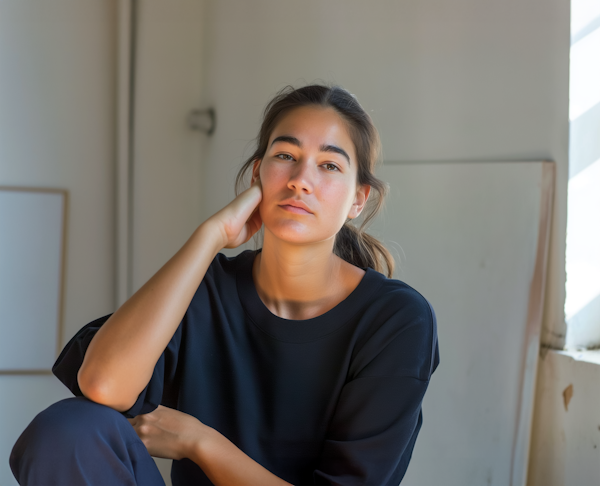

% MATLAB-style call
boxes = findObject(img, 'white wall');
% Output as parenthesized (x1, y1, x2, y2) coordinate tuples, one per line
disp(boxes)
(131, 0, 207, 293)
(528, 349, 600, 485)
(199, 0, 570, 483)
(0, 1, 117, 484)
(200, 0, 570, 351)
(0, 0, 577, 484)
(0, 0, 118, 340)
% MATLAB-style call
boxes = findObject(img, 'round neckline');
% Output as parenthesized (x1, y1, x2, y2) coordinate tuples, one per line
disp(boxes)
(236, 249, 384, 343)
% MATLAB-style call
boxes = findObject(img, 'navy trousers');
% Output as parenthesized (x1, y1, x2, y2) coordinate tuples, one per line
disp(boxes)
(10, 397, 166, 486)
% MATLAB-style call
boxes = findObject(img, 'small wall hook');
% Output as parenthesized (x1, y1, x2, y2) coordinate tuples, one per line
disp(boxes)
(187, 108, 216, 135)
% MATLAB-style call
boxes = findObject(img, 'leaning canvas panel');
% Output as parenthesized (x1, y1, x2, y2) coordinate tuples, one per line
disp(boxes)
(369, 161, 554, 486)
(0, 188, 67, 372)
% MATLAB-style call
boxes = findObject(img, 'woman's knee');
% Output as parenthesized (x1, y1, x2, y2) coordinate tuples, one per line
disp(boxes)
(18, 397, 127, 445)
(10, 396, 135, 472)
(10, 397, 161, 486)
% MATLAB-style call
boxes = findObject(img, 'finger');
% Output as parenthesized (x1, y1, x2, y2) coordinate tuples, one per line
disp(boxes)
(227, 186, 261, 218)
(231, 191, 262, 227)
(248, 210, 263, 234)
(247, 179, 262, 195)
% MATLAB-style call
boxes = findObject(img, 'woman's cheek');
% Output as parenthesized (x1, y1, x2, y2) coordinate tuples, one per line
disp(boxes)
(322, 182, 350, 211)
(262, 166, 287, 189)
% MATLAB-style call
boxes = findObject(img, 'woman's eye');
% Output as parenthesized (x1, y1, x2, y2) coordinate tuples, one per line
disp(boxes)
(276, 154, 294, 161)
(324, 163, 339, 171)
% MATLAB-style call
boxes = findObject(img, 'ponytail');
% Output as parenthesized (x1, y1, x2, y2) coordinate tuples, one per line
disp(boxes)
(334, 221, 395, 279)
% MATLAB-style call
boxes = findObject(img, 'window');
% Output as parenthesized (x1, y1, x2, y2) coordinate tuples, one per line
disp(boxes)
(564, 0, 600, 348)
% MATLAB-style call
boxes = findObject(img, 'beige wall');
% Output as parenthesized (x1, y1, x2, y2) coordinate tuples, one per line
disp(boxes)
(200, 0, 570, 351)
(0, 1, 117, 485)
(0, 0, 118, 342)
(1, 0, 585, 484)
(199, 1, 573, 483)
(528, 349, 600, 485)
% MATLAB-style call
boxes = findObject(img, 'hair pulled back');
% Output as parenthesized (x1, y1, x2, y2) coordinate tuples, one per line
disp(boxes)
(235, 84, 395, 278)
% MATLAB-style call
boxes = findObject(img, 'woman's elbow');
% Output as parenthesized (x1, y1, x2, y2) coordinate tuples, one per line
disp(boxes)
(77, 367, 136, 412)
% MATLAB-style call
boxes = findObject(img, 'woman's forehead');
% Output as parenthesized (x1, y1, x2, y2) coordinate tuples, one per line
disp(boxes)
(269, 106, 356, 157)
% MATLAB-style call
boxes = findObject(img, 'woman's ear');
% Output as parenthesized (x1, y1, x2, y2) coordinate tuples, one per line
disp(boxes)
(348, 184, 371, 219)
(251, 159, 261, 184)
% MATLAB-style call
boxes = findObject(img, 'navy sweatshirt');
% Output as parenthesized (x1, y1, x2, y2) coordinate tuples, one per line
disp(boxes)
(53, 249, 440, 485)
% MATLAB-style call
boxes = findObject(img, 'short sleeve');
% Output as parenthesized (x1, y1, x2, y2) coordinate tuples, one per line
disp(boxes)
(313, 292, 440, 485)
(52, 313, 182, 418)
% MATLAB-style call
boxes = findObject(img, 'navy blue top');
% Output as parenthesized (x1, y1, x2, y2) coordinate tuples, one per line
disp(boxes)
(53, 249, 440, 485)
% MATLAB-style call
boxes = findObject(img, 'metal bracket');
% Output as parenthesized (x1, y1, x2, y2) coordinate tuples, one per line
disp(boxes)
(187, 108, 216, 135)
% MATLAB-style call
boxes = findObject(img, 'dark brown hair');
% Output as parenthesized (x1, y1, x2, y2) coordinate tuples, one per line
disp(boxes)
(235, 84, 395, 278)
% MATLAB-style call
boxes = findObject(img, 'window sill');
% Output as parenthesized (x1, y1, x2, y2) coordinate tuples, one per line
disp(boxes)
(556, 348, 600, 366)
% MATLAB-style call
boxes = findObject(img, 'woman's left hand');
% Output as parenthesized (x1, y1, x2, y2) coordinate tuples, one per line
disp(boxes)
(130, 406, 293, 486)
(128, 405, 207, 460)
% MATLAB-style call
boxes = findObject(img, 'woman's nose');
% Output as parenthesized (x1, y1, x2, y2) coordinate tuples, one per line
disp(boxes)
(287, 159, 314, 193)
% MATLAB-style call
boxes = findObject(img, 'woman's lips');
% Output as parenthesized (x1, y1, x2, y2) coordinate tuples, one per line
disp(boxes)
(279, 205, 312, 214)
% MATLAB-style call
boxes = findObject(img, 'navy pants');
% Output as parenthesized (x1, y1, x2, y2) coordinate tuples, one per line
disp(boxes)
(10, 397, 166, 486)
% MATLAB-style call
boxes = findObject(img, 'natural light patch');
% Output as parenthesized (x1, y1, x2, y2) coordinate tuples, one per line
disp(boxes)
(569, 27, 600, 121)
(571, 0, 600, 36)
(565, 157, 600, 320)
(566, 0, 600, 347)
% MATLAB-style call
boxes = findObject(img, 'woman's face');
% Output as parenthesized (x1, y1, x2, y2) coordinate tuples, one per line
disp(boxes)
(251, 105, 370, 246)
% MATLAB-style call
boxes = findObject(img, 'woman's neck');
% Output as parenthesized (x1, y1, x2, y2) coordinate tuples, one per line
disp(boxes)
(251, 234, 364, 320)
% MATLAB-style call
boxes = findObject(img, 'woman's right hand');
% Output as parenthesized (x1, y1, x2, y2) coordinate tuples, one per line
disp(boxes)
(207, 178, 263, 249)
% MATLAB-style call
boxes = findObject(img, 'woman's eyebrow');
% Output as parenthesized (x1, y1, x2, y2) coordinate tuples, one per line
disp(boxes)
(270, 136, 351, 166)
(271, 135, 301, 147)
(319, 144, 350, 165)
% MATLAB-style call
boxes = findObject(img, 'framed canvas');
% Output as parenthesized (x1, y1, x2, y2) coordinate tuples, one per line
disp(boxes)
(370, 161, 554, 486)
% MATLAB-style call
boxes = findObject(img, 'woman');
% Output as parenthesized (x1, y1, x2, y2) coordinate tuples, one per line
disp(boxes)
(11, 84, 439, 485)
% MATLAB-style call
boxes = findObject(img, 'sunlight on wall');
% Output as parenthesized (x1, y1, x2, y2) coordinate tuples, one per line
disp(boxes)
(565, 0, 600, 347)
(571, 0, 600, 31)
(565, 158, 600, 319)
(569, 28, 600, 121)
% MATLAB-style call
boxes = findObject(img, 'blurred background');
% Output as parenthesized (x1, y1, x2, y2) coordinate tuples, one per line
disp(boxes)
(1, 0, 598, 485)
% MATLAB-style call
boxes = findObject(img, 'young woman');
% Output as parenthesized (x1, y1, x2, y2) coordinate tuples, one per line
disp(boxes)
(11, 84, 439, 486)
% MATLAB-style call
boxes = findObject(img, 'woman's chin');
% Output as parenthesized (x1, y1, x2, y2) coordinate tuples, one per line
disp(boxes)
(264, 223, 334, 246)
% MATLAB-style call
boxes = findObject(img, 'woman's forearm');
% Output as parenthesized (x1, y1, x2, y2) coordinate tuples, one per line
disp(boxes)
(127, 404, 289, 485)
(191, 427, 293, 486)
(78, 220, 224, 411)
